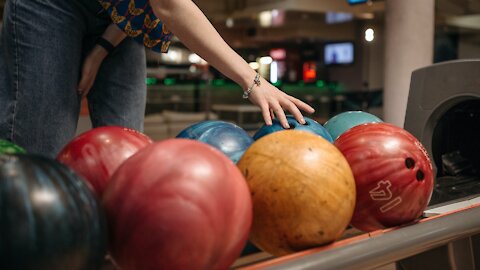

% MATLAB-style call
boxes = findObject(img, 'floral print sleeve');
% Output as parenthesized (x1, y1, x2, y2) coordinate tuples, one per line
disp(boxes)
(98, 0, 173, 53)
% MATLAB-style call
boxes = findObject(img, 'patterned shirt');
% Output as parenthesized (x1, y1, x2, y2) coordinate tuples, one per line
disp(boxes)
(98, 0, 173, 53)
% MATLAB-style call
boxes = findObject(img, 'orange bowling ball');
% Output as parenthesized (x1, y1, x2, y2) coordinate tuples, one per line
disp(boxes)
(237, 130, 356, 256)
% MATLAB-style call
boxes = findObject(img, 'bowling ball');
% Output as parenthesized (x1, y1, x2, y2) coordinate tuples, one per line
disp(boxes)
(334, 123, 434, 232)
(324, 111, 382, 140)
(238, 130, 356, 256)
(0, 154, 107, 270)
(57, 126, 152, 197)
(253, 115, 333, 142)
(176, 120, 253, 163)
(0, 139, 25, 154)
(103, 139, 252, 270)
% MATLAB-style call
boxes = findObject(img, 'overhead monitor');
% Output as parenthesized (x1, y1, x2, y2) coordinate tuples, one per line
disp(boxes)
(324, 42, 354, 65)
(347, 0, 368, 5)
(325, 12, 354, 24)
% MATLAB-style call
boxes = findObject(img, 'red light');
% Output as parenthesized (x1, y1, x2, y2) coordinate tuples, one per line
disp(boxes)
(303, 62, 317, 83)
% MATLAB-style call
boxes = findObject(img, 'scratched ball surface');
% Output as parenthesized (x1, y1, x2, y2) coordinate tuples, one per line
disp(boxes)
(176, 120, 253, 164)
(57, 126, 152, 197)
(103, 139, 252, 270)
(334, 123, 434, 232)
(238, 130, 356, 256)
(253, 115, 333, 142)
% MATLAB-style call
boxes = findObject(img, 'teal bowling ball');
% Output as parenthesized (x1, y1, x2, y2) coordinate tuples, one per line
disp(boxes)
(253, 115, 333, 142)
(176, 120, 253, 163)
(324, 111, 382, 140)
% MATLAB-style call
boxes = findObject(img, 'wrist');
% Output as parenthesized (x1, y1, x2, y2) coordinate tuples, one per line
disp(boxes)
(239, 69, 259, 90)
(95, 37, 116, 56)
(91, 45, 109, 60)
(242, 72, 261, 99)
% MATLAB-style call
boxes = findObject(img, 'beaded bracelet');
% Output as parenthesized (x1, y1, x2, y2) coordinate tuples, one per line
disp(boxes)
(242, 73, 261, 99)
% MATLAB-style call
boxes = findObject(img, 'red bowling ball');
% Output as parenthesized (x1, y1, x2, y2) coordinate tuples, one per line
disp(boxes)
(57, 126, 152, 197)
(102, 139, 252, 270)
(334, 123, 434, 232)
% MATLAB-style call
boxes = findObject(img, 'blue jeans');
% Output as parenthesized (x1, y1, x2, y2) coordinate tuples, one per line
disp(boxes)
(0, 0, 147, 158)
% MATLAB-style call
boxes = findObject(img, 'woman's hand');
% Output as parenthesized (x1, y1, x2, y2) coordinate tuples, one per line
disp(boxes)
(247, 78, 315, 129)
(77, 46, 108, 97)
(151, 0, 315, 129)
(78, 24, 126, 97)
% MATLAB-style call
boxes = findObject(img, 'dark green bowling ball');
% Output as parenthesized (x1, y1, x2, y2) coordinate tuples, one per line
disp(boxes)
(0, 154, 107, 270)
(0, 139, 26, 154)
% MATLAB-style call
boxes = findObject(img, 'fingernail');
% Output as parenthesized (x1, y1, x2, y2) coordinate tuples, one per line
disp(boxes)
(284, 124, 290, 129)
(300, 118, 306, 125)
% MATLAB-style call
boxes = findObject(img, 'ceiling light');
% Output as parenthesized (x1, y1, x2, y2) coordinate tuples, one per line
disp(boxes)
(226, 17, 234, 28)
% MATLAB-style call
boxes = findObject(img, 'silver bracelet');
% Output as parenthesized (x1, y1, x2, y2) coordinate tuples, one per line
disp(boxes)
(242, 73, 261, 99)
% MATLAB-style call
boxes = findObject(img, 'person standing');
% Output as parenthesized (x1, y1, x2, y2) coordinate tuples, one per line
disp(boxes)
(0, 0, 314, 158)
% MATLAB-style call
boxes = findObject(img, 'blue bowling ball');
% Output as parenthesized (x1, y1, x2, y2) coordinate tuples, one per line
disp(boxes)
(176, 120, 253, 163)
(253, 115, 333, 142)
(324, 111, 382, 140)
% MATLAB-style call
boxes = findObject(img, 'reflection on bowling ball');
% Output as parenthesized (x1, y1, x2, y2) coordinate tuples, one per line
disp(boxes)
(57, 126, 152, 197)
(253, 115, 333, 142)
(103, 139, 252, 270)
(176, 120, 253, 163)
(324, 111, 382, 140)
(0, 139, 26, 154)
(238, 130, 356, 256)
(335, 123, 434, 232)
(0, 154, 107, 270)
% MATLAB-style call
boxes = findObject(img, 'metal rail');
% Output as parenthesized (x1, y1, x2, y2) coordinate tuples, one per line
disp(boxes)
(252, 205, 480, 270)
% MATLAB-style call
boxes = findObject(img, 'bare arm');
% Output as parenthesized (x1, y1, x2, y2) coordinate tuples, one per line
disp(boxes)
(78, 24, 127, 97)
(101, 23, 128, 46)
(151, 0, 314, 127)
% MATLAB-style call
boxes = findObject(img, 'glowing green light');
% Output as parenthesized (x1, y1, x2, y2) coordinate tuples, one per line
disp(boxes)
(213, 79, 226, 86)
(164, 78, 176, 86)
(145, 77, 158, 85)
(272, 80, 282, 87)
(316, 80, 325, 88)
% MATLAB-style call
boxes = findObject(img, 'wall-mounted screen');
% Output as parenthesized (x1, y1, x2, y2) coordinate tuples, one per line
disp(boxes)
(347, 0, 368, 5)
(324, 42, 354, 65)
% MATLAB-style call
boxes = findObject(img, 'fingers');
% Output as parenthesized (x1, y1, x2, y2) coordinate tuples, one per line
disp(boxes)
(249, 82, 316, 128)
(77, 72, 94, 98)
(260, 104, 273, 126)
(78, 48, 105, 98)
(288, 96, 315, 114)
(272, 104, 289, 129)
(259, 101, 290, 128)
(282, 99, 305, 125)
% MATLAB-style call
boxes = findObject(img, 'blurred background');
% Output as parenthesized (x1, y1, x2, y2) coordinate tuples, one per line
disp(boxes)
(1, 0, 479, 138)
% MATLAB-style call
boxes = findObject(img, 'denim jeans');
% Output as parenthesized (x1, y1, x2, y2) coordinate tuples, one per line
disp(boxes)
(0, 0, 147, 158)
